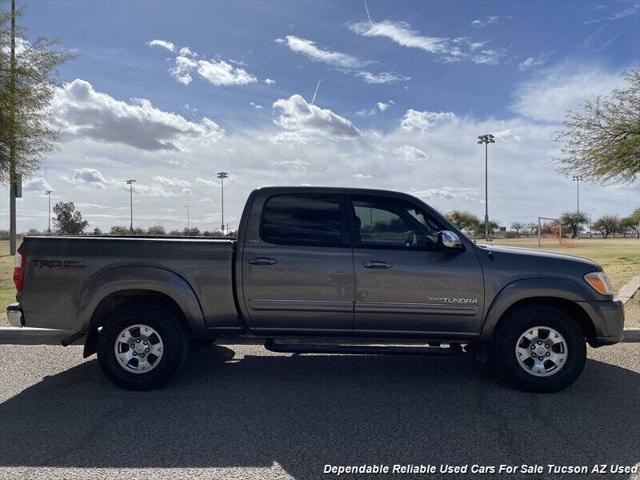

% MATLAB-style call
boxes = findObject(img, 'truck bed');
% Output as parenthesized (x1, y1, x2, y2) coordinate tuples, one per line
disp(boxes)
(19, 236, 240, 333)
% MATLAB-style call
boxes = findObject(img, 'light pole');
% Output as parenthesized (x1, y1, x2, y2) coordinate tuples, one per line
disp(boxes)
(125, 179, 136, 232)
(217, 172, 228, 235)
(45, 190, 52, 233)
(477, 134, 495, 240)
(185, 205, 191, 235)
(572, 175, 581, 215)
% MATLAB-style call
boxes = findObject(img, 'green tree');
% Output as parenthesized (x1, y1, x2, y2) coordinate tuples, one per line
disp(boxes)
(109, 225, 129, 236)
(92, 227, 102, 235)
(53, 201, 88, 235)
(183, 227, 200, 236)
(559, 212, 589, 239)
(554, 70, 640, 184)
(593, 215, 619, 239)
(619, 210, 640, 238)
(628, 209, 640, 239)
(474, 220, 499, 238)
(147, 225, 166, 236)
(0, 2, 71, 252)
(446, 210, 480, 232)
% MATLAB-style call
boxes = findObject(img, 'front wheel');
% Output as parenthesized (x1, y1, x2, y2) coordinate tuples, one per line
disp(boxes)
(492, 305, 586, 393)
(97, 303, 189, 390)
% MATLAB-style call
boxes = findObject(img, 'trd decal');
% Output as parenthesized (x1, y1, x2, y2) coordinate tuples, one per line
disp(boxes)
(31, 259, 86, 270)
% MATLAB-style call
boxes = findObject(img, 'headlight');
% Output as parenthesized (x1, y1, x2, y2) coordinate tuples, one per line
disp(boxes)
(584, 271, 613, 296)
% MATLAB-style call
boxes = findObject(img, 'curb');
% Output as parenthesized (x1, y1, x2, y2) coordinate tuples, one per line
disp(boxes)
(622, 329, 640, 343)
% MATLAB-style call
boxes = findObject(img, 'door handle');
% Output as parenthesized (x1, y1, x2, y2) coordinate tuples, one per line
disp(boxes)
(363, 260, 392, 269)
(249, 257, 278, 266)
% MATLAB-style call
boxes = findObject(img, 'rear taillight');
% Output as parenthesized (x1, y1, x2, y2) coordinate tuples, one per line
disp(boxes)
(13, 245, 24, 291)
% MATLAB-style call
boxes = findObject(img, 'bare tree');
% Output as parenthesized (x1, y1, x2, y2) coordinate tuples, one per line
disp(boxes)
(554, 70, 640, 184)
(510, 222, 524, 238)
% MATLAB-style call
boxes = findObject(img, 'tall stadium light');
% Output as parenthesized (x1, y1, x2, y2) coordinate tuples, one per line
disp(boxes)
(217, 172, 228, 235)
(45, 190, 53, 233)
(572, 175, 581, 215)
(125, 179, 136, 232)
(185, 205, 191, 235)
(477, 134, 495, 241)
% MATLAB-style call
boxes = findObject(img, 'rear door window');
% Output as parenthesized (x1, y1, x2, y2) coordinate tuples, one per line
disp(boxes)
(261, 194, 344, 246)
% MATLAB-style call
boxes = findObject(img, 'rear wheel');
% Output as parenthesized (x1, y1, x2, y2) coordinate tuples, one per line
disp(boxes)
(492, 305, 586, 393)
(97, 303, 189, 390)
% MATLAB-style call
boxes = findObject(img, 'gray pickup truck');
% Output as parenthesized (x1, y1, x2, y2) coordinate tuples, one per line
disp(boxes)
(8, 186, 624, 392)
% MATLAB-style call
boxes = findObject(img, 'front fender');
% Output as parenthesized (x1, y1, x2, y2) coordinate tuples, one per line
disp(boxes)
(479, 276, 599, 341)
(76, 265, 206, 334)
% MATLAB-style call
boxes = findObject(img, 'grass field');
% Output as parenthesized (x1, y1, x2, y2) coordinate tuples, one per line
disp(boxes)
(0, 238, 638, 327)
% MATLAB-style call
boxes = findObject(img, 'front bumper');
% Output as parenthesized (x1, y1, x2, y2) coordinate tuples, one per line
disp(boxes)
(578, 299, 625, 347)
(7, 303, 24, 327)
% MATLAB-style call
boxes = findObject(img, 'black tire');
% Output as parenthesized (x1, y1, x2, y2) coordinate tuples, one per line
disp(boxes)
(492, 305, 586, 393)
(190, 338, 216, 349)
(97, 302, 189, 390)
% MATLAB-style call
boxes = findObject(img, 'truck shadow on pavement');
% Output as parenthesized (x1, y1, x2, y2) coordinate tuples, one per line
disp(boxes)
(0, 346, 638, 479)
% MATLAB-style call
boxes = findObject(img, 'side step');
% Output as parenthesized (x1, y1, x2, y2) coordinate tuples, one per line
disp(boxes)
(264, 339, 462, 356)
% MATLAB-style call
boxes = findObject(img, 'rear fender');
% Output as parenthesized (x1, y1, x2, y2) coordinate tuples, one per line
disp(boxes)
(76, 266, 206, 335)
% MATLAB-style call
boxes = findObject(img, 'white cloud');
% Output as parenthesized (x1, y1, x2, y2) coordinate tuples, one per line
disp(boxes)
(350, 20, 449, 54)
(519, 55, 547, 71)
(195, 177, 218, 186)
(130, 183, 178, 197)
(412, 187, 479, 201)
(400, 109, 456, 133)
(250, 101, 264, 110)
(147, 39, 175, 52)
(356, 70, 410, 84)
(470, 16, 501, 28)
(171, 54, 198, 85)
(512, 65, 624, 122)
(350, 20, 505, 65)
(585, 1, 639, 24)
(24, 177, 52, 192)
(51, 79, 224, 150)
(276, 35, 365, 69)
(72, 168, 111, 189)
(393, 145, 428, 164)
(377, 100, 393, 112)
(272, 94, 360, 139)
(150, 42, 257, 87)
(178, 46, 196, 57)
(264, 78, 276, 85)
(196, 59, 257, 86)
(471, 49, 503, 65)
(199, 197, 214, 202)
(153, 176, 191, 188)
(276, 35, 406, 84)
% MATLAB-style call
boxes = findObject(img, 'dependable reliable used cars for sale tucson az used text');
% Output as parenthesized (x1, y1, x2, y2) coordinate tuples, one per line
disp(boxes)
(7, 187, 625, 392)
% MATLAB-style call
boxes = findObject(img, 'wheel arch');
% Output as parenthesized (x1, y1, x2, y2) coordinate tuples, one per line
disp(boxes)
(490, 296, 596, 343)
(480, 278, 599, 344)
(83, 289, 193, 358)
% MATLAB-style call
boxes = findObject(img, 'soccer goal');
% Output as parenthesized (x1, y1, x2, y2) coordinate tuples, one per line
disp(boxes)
(537, 217, 563, 247)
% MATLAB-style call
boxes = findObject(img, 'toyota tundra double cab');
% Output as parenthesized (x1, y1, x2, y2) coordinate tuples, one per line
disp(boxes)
(7, 186, 625, 392)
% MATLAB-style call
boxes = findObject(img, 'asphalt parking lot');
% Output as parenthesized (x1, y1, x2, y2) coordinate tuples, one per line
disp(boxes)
(0, 343, 638, 480)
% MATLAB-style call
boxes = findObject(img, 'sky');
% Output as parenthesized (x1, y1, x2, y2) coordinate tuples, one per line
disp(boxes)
(4, 0, 640, 232)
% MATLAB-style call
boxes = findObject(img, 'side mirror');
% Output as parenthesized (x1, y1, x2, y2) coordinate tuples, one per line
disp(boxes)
(437, 230, 462, 251)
